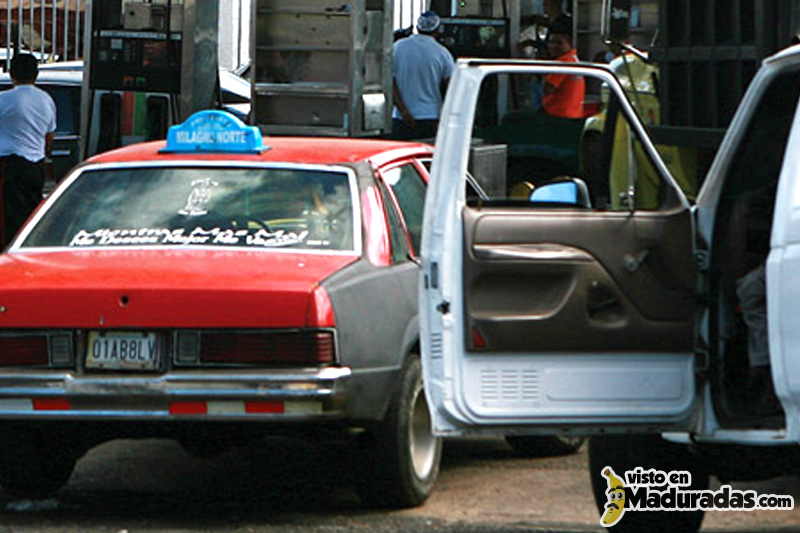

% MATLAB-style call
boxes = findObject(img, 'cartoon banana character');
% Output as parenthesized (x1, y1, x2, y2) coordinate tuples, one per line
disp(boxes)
(601, 466, 626, 527)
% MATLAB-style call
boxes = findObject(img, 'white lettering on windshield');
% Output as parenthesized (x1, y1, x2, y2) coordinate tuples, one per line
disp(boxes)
(246, 229, 310, 247)
(68, 227, 310, 248)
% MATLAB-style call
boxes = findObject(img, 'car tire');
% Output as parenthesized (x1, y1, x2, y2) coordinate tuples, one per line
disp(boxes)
(588, 435, 708, 533)
(355, 354, 442, 509)
(0, 427, 78, 499)
(505, 435, 586, 457)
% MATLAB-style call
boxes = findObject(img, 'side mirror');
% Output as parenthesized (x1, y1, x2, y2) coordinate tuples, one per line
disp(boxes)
(529, 178, 592, 208)
(601, 0, 632, 43)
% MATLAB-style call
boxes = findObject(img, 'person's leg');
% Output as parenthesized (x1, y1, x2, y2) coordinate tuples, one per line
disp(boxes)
(737, 263, 769, 368)
(413, 119, 439, 141)
(391, 118, 414, 140)
(736, 263, 780, 414)
(2, 156, 44, 247)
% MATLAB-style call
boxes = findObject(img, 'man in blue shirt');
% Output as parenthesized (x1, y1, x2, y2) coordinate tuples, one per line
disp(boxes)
(392, 11, 454, 140)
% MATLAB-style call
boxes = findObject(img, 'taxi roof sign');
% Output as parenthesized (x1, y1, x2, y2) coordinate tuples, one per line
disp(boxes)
(161, 110, 268, 154)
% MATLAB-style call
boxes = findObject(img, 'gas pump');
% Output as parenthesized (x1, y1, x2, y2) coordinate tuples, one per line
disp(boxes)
(81, 0, 218, 158)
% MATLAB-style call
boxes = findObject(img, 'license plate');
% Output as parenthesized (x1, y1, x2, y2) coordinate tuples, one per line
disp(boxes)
(86, 331, 161, 371)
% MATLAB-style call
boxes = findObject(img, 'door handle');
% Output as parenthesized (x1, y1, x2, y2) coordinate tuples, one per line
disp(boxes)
(586, 283, 625, 320)
(623, 248, 650, 272)
(587, 296, 620, 316)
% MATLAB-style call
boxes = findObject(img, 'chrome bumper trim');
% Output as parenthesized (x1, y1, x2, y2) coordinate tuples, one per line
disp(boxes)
(0, 367, 351, 420)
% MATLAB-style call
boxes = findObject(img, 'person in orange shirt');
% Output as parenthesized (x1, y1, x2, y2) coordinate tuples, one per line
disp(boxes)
(542, 28, 585, 119)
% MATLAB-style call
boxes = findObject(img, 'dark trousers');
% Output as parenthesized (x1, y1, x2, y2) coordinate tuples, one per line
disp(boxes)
(0, 155, 45, 248)
(391, 118, 439, 141)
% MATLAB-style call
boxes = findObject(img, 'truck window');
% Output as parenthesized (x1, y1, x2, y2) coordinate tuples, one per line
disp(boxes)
(716, 68, 800, 288)
(470, 71, 670, 211)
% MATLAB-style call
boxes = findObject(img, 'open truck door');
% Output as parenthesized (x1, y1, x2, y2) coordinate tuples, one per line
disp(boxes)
(420, 60, 698, 436)
(421, 39, 800, 533)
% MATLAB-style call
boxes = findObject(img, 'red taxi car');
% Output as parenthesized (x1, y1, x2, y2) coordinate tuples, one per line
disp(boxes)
(0, 111, 440, 507)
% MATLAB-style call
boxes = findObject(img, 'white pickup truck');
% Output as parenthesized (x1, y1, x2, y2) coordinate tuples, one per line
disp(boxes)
(420, 45, 800, 531)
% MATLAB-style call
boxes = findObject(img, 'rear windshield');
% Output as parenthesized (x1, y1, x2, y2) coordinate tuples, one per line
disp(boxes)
(22, 165, 357, 252)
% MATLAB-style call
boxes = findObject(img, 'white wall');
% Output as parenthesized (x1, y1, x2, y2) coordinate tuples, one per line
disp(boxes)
(218, 0, 250, 71)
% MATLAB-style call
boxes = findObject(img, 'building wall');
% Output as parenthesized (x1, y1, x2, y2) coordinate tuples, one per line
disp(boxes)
(218, 0, 421, 70)
(218, 0, 250, 71)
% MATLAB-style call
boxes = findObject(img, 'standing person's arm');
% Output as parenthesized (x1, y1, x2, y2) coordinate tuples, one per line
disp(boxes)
(543, 72, 563, 95)
(439, 47, 455, 102)
(43, 94, 56, 180)
(44, 132, 53, 159)
(440, 77, 450, 99)
(393, 83, 415, 127)
(43, 131, 54, 182)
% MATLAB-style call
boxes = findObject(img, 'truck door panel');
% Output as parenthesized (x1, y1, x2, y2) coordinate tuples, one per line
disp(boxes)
(421, 62, 697, 434)
(464, 206, 694, 353)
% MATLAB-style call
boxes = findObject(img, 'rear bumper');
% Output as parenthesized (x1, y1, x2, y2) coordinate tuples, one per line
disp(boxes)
(0, 367, 351, 421)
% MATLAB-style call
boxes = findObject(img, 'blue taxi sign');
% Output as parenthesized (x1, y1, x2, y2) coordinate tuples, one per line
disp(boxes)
(161, 110, 267, 154)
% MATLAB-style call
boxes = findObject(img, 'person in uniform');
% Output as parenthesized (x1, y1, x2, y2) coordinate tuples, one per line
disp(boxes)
(0, 53, 56, 247)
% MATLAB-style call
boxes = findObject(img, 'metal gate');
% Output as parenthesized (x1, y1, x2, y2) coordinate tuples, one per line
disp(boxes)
(395, 0, 427, 33)
(2, 0, 84, 68)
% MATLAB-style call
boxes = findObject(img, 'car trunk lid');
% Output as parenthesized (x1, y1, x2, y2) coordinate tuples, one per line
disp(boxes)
(0, 249, 357, 329)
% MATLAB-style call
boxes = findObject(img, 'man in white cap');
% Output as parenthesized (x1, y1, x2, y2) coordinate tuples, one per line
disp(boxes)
(392, 10, 454, 140)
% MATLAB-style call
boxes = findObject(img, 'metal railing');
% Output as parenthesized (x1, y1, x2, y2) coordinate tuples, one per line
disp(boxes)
(2, 0, 84, 70)
(395, 0, 428, 33)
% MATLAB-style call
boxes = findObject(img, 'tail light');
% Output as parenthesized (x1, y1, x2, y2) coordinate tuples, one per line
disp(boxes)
(0, 336, 49, 366)
(176, 330, 336, 365)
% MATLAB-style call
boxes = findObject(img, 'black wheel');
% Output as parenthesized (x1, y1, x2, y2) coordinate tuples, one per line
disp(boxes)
(178, 437, 232, 459)
(505, 435, 586, 457)
(355, 354, 442, 508)
(0, 427, 78, 499)
(588, 435, 708, 532)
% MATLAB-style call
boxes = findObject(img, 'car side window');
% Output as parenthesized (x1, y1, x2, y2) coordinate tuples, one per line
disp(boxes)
(420, 158, 489, 202)
(380, 163, 427, 254)
(470, 71, 678, 211)
(375, 178, 410, 264)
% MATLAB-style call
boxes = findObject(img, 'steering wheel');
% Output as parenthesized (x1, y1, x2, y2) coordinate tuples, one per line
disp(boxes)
(243, 217, 273, 233)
